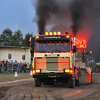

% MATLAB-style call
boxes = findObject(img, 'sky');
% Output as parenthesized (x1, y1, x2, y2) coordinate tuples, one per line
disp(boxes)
(0, 0, 38, 37)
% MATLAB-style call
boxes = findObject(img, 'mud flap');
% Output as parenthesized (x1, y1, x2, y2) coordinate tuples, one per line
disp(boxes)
(81, 67, 92, 84)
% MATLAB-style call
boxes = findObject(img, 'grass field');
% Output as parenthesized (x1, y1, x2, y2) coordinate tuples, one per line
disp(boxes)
(0, 72, 32, 82)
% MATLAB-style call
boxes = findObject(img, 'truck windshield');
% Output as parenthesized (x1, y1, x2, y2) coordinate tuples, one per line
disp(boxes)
(35, 41, 70, 53)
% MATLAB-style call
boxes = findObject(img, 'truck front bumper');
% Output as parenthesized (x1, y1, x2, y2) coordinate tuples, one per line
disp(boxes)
(33, 73, 72, 79)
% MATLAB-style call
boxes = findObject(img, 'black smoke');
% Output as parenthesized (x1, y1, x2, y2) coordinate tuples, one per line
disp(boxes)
(33, 0, 95, 36)
(33, 0, 71, 33)
(33, 0, 58, 33)
(33, 0, 100, 61)
(69, 0, 86, 36)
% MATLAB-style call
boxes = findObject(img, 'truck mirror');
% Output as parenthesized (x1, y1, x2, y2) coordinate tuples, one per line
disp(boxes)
(73, 46, 76, 52)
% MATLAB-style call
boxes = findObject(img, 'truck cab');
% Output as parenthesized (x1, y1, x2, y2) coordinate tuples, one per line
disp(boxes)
(32, 32, 81, 88)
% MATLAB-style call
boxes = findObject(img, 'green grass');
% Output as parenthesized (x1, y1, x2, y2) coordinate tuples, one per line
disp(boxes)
(0, 72, 32, 82)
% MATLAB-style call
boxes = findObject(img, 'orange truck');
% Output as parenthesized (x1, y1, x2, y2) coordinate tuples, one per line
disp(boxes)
(31, 32, 92, 88)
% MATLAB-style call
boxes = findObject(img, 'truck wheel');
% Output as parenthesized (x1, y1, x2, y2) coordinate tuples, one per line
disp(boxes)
(35, 78, 41, 87)
(75, 70, 81, 86)
(68, 73, 75, 88)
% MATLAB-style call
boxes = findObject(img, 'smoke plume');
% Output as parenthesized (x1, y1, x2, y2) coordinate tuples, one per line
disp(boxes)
(33, 0, 100, 61)
(33, 0, 58, 33)
(69, 0, 86, 36)
(33, 0, 95, 36)
(33, 0, 71, 33)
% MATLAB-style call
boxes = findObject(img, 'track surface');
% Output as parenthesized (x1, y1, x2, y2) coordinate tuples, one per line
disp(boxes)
(0, 73, 100, 100)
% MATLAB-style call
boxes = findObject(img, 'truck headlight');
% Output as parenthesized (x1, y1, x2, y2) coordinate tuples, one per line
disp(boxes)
(65, 69, 70, 73)
(32, 70, 36, 75)
(32, 69, 41, 75)
(64, 69, 73, 74)
(36, 69, 41, 73)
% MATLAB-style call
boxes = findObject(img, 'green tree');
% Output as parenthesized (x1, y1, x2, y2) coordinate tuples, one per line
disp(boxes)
(0, 28, 13, 46)
(25, 33, 32, 46)
(0, 28, 35, 47)
(22, 33, 35, 47)
(11, 30, 23, 46)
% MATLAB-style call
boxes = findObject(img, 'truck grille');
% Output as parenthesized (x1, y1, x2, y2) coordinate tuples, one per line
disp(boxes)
(46, 57, 58, 71)
(35, 57, 70, 71)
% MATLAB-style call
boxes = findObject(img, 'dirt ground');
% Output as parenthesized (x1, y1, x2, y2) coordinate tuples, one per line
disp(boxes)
(0, 73, 100, 100)
(77, 88, 100, 100)
(0, 72, 32, 99)
(0, 86, 10, 99)
(77, 72, 100, 100)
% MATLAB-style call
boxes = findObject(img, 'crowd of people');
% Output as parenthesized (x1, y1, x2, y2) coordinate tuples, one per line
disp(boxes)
(0, 59, 32, 73)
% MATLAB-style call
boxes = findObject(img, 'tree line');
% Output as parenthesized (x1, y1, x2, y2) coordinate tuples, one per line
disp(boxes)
(0, 28, 35, 47)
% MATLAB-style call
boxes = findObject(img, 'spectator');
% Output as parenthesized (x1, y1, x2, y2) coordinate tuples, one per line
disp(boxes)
(6, 60, 9, 67)
(0, 61, 2, 73)
(23, 62, 27, 72)
(1, 59, 5, 72)
(26, 62, 30, 72)
(6, 60, 10, 71)
(4, 62, 7, 72)
(2, 59, 5, 65)
(10, 60, 14, 67)
(17, 63, 21, 72)
(20, 61, 23, 67)
(9, 60, 15, 72)
(14, 60, 18, 68)
(20, 61, 23, 72)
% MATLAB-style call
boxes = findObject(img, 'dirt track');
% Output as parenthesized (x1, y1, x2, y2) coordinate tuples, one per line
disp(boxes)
(0, 73, 100, 100)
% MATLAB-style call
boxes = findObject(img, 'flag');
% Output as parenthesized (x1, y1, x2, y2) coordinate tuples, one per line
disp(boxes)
(29, 37, 32, 42)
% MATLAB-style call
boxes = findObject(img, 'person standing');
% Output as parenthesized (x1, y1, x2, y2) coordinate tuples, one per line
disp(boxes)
(4, 61, 7, 72)
(26, 62, 30, 72)
(2, 59, 5, 65)
(23, 62, 27, 72)
(0, 61, 2, 73)
(14, 60, 18, 69)
(20, 61, 23, 72)
(17, 63, 21, 72)
(10, 60, 14, 67)
(6, 60, 10, 73)
(9, 60, 14, 72)
(1, 59, 5, 72)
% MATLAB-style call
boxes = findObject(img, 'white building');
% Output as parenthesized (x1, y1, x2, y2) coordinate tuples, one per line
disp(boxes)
(0, 46, 31, 64)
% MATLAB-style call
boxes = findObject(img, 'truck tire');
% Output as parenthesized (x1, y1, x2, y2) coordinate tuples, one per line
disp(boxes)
(68, 73, 75, 88)
(75, 70, 81, 86)
(35, 78, 41, 87)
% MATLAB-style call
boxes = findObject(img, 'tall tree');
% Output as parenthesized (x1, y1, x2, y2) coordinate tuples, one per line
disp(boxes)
(25, 33, 32, 46)
(22, 33, 35, 47)
(0, 28, 13, 46)
(12, 30, 23, 46)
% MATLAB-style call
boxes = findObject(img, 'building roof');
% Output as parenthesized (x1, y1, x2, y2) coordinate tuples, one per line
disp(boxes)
(0, 46, 30, 49)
